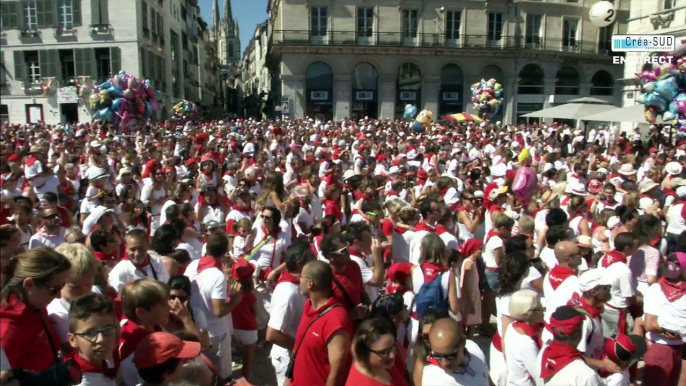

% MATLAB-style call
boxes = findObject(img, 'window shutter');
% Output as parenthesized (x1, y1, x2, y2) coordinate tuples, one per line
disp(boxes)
(100, 0, 109, 24)
(37, 0, 55, 28)
(49, 50, 59, 79)
(74, 48, 83, 75)
(90, 0, 100, 24)
(110, 47, 120, 76)
(13, 51, 25, 82)
(2, 2, 20, 29)
(73, 0, 82, 26)
(39, 50, 57, 78)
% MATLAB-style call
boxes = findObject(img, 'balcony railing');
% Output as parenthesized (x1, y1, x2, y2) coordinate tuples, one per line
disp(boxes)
(271, 30, 607, 55)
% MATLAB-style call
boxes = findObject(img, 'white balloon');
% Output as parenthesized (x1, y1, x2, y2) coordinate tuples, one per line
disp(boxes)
(589, 1, 616, 27)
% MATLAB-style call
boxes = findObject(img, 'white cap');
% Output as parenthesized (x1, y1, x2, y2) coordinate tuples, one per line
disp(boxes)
(492, 163, 507, 177)
(677, 186, 686, 197)
(389, 166, 401, 175)
(579, 268, 614, 292)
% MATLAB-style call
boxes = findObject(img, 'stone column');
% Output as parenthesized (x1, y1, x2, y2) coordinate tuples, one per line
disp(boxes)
(423, 75, 441, 115)
(580, 82, 593, 97)
(334, 74, 351, 121)
(463, 73, 481, 116)
(503, 77, 518, 125)
(281, 74, 305, 119)
(542, 78, 558, 125)
(379, 75, 396, 120)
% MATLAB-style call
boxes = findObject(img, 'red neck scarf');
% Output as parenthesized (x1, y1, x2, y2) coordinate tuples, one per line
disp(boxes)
(488, 204, 503, 213)
(197, 255, 223, 274)
(261, 225, 280, 241)
(121, 253, 150, 271)
(415, 221, 436, 233)
(601, 250, 627, 268)
(420, 261, 447, 283)
(64, 351, 119, 380)
(348, 246, 364, 257)
(512, 321, 544, 349)
(567, 292, 603, 318)
(435, 224, 449, 236)
(540, 340, 582, 379)
(232, 204, 252, 215)
(387, 190, 399, 197)
(658, 277, 686, 302)
(439, 187, 449, 196)
(548, 265, 576, 291)
(560, 196, 571, 206)
(485, 229, 501, 244)
(93, 251, 117, 262)
(276, 271, 300, 285)
(639, 194, 653, 200)
(119, 319, 160, 360)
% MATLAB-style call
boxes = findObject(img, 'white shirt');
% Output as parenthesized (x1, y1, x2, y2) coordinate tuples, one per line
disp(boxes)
(409, 230, 432, 265)
(504, 326, 540, 386)
(534, 357, 602, 386)
(28, 227, 66, 250)
(602, 262, 635, 309)
(47, 298, 71, 344)
(577, 313, 606, 360)
(543, 272, 580, 325)
(483, 235, 504, 268)
(392, 229, 413, 264)
(411, 265, 461, 322)
(422, 341, 489, 385)
(350, 253, 379, 304)
(107, 256, 170, 292)
(440, 231, 459, 252)
(293, 207, 314, 236)
(75, 368, 118, 386)
(189, 266, 231, 337)
(268, 280, 306, 360)
(666, 203, 686, 235)
(643, 282, 686, 345)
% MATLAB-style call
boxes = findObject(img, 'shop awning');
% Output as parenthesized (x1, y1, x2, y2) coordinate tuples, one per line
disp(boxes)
(580, 103, 671, 124)
(522, 97, 617, 120)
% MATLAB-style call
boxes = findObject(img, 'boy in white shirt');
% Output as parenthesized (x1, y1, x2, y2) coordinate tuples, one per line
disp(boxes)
(598, 233, 638, 338)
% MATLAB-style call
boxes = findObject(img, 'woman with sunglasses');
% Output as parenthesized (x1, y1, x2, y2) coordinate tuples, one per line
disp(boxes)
(0, 247, 71, 372)
(164, 276, 210, 350)
(502, 289, 544, 386)
(141, 166, 169, 237)
(345, 317, 410, 386)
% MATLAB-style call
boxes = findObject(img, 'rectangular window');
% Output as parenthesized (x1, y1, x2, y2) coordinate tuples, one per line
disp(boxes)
(598, 25, 612, 52)
(525, 14, 541, 46)
(142, 2, 149, 37)
(563, 19, 579, 50)
(446, 11, 461, 40)
(25, 51, 40, 82)
(94, 47, 111, 80)
(57, 0, 74, 29)
(23, 1, 38, 29)
(402, 9, 418, 38)
(182, 31, 188, 50)
(357, 8, 373, 38)
(151, 10, 157, 38)
(228, 42, 234, 58)
(665, 0, 674, 9)
(91, 0, 109, 25)
(488, 13, 503, 42)
(59, 49, 75, 81)
(310, 7, 327, 37)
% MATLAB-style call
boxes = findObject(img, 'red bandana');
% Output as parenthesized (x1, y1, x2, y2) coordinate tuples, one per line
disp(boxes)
(276, 271, 300, 285)
(387, 190, 399, 197)
(540, 340, 582, 379)
(121, 253, 150, 271)
(601, 250, 627, 268)
(420, 261, 447, 283)
(348, 246, 364, 257)
(197, 255, 223, 273)
(415, 221, 436, 233)
(548, 265, 576, 291)
(658, 277, 686, 302)
(435, 224, 449, 236)
(93, 251, 117, 262)
(64, 351, 119, 380)
(232, 204, 253, 215)
(511, 321, 544, 349)
(119, 319, 160, 360)
(567, 292, 603, 318)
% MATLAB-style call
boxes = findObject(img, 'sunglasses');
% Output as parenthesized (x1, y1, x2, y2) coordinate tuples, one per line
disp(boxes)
(331, 243, 349, 255)
(430, 349, 460, 361)
(43, 213, 59, 220)
(370, 344, 396, 357)
(73, 325, 118, 342)
(37, 280, 65, 296)
(170, 294, 188, 303)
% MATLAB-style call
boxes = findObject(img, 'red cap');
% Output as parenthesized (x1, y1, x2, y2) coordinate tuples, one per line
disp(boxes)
(417, 169, 428, 180)
(7, 154, 21, 162)
(185, 157, 197, 166)
(506, 170, 517, 180)
(134, 332, 201, 370)
(678, 141, 686, 147)
(649, 147, 658, 153)
(386, 262, 413, 294)
(231, 258, 255, 281)
(357, 145, 367, 153)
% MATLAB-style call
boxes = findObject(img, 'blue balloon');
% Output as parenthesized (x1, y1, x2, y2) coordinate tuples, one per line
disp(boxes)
(106, 87, 123, 97)
(98, 81, 112, 89)
(644, 93, 668, 111)
(111, 98, 123, 111)
(95, 108, 112, 121)
(669, 101, 678, 114)
(144, 79, 151, 88)
(412, 121, 425, 133)
(403, 104, 417, 120)
(654, 78, 678, 101)
(144, 101, 152, 118)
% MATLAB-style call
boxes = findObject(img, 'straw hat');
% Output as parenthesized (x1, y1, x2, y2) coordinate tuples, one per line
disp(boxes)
(618, 163, 637, 176)
(576, 235, 593, 249)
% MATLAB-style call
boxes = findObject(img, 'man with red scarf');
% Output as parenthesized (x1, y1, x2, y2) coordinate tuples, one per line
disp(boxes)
(542, 241, 583, 344)
(599, 232, 638, 338)
(408, 199, 441, 265)
(189, 233, 242, 381)
(537, 306, 603, 385)
(568, 269, 613, 361)
(107, 229, 170, 292)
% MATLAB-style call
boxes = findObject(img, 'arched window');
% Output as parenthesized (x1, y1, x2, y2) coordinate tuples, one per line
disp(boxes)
(555, 66, 580, 95)
(439, 64, 464, 115)
(396, 62, 422, 118)
(482, 65, 505, 83)
(590, 70, 614, 96)
(305, 61, 334, 119)
(518, 64, 544, 94)
(351, 62, 379, 119)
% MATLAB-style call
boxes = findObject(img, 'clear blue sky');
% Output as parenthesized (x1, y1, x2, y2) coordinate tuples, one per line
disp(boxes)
(199, 0, 270, 58)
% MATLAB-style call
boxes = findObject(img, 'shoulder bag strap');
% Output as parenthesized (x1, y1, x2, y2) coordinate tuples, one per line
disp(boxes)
(331, 274, 355, 308)
(291, 305, 340, 360)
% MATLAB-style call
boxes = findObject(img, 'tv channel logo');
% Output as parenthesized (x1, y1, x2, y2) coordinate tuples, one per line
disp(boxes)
(611, 35, 675, 52)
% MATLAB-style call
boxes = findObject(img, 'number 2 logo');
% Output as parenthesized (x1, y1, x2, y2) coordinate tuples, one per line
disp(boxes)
(605, 9, 615, 22)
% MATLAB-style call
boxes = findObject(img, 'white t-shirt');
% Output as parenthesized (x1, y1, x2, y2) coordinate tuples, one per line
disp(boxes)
(539, 247, 558, 270)
(75, 367, 118, 386)
(483, 235, 504, 268)
(543, 273, 580, 324)
(107, 256, 170, 293)
(534, 357, 602, 386)
(411, 266, 461, 322)
(504, 326, 540, 386)
(47, 298, 71, 344)
(409, 230, 432, 265)
(643, 282, 686, 345)
(666, 203, 686, 235)
(189, 266, 231, 337)
(577, 314, 605, 360)
(28, 227, 66, 250)
(267, 280, 306, 360)
(602, 262, 635, 309)
(350, 253, 379, 304)
(422, 341, 490, 385)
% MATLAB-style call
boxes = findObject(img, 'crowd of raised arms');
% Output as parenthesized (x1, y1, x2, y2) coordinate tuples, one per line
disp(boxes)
(0, 117, 685, 386)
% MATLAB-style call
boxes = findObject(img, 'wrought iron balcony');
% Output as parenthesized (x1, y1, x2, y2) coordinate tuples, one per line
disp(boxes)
(89, 24, 111, 35)
(55, 26, 77, 37)
(19, 27, 41, 38)
(270, 30, 607, 55)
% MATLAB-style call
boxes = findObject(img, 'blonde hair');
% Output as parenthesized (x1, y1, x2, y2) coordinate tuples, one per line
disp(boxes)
(1, 248, 72, 303)
(518, 215, 535, 235)
(121, 279, 169, 321)
(233, 218, 252, 233)
(55, 243, 97, 281)
(398, 207, 419, 223)
(508, 289, 540, 320)
(622, 192, 638, 208)
(494, 213, 515, 229)
(384, 198, 409, 216)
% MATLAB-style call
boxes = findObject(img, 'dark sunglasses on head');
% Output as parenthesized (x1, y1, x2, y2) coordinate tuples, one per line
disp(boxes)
(170, 294, 188, 303)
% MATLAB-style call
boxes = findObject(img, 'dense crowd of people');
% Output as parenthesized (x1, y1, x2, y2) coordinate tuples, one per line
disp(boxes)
(0, 117, 684, 386)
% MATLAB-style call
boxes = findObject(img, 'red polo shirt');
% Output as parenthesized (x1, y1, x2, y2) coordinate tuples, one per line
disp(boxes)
(0, 294, 61, 372)
(332, 261, 365, 310)
(291, 297, 353, 386)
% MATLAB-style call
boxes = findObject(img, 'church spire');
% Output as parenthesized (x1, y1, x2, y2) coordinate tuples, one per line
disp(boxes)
(211, 0, 220, 37)
(223, 0, 233, 22)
